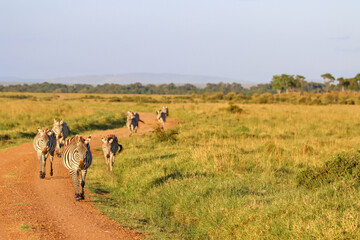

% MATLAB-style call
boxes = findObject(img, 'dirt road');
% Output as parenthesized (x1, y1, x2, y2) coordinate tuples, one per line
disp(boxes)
(0, 112, 178, 240)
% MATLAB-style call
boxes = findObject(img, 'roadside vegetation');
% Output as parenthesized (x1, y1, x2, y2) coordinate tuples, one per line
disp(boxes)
(2, 92, 360, 239)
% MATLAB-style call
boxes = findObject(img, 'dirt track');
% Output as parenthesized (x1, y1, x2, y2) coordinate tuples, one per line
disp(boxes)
(0, 112, 178, 240)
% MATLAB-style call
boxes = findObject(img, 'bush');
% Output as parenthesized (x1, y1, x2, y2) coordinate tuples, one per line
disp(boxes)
(152, 126, 178, 143)
(224, 104, 243, 114)
(296, 151, 360, 189)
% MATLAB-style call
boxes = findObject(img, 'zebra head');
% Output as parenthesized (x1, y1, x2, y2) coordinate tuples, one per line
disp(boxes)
(37, 128, 53, 154)
(102, 137, 114, 158)
(74, 135, 92, 170)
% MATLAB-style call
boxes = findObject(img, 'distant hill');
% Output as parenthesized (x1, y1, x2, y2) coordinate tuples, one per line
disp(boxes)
(0, 73, 258, 88)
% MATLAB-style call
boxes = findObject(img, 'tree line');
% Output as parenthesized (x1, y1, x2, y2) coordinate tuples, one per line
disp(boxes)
(0, 73, 359, 95)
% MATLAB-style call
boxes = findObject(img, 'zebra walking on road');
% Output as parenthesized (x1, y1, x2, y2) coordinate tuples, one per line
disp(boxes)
(157, 109, 167, 128)
(102, 135, 123, 172)
(52, 119, 70, 157)
(162, 106, 169, 116)
(33, 128, 56, 179)
(61, 135, 92, 201)
(126, 111, 144, 136)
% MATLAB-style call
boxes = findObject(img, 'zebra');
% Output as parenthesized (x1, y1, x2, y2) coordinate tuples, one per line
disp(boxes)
(61, 135, 92, 201)
(156, 109, 167, 128)
(33, 128, 56, 179)
(126, 111, 144, 136)
(52, 119, 70, 157)
(162, 106, 169, 116)
(102, 135, 123, 172)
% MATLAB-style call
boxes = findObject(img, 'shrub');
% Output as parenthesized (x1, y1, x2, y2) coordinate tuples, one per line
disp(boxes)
(152, 126, 178, 143)
(224, 104, 243, 114)
(296, 151, 360, 189)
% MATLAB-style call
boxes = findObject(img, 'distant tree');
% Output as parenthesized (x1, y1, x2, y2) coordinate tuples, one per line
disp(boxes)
(271, 75, 285, 94)
(295, 75, 307, 92)
(337, 77, 348, 91)
(272, 74, 300, 93)
(321, 73, 335, 92)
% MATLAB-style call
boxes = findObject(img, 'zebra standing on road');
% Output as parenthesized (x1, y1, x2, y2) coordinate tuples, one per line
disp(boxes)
(61, 135, 92, 201)
(126, 111, 144, 136)
(102, 135, 123, 172)
(157, 109, 167, 128)
(33, 128, 56, 179)
(162, 106, 169, 116)
(52, 119, 70, 157)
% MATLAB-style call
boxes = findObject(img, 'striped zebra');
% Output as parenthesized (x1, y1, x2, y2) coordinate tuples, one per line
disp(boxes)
(52, 119, 70, 157)
(156, 109, 167, 128)
(33, 128, 56, 179)
(162, 106, 169, 116)
(102, 135, 123, 172)
(126, 111, 144, 136)
(61, 135, 92, 201)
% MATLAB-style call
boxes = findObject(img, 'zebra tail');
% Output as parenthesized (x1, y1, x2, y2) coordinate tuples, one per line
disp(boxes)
(118, 144, 123, 153)
(139, 119, 145, 123)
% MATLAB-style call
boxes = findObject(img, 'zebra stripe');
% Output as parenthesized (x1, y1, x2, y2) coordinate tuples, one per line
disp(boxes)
(157, 109, 166, 128)
(61, 135, 92, 201)
(52, 119, 70, 157)
(33, 128, 56, 179)
(102, 134, 123, 172)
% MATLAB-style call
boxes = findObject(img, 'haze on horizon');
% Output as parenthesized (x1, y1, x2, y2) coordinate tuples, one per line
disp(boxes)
(0, 0, 359, 84)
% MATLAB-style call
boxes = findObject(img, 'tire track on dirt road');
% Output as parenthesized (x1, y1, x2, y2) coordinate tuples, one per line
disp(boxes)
(0, 112, 178, 240)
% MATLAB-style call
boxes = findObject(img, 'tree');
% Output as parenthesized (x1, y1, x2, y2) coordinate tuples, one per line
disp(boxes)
(272, 74, 300, 93)
(321, 73, 335, 92)
(295, 75, 306, 92)
(271, 75, 284, 94)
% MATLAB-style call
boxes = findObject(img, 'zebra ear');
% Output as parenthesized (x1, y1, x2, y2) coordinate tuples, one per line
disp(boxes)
(85, 136, 92, 144)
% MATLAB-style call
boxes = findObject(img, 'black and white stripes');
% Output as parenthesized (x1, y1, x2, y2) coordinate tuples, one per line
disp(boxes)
(33, 128, 56, 179)
(61, 135, 92, 201)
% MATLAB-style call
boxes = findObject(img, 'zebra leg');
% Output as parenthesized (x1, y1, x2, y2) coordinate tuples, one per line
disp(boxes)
(71, 171, 80, 201)
(80, 170, 87, 200)
(40, 154, 47, 179)
(104, 154, 110, 171)
(109, 155, 113, 172)
(49, 152, 54, 176)
(38, 152, 44, 178)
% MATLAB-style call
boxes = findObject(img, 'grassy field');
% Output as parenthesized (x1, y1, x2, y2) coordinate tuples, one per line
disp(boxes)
(2, 92, 360, 239)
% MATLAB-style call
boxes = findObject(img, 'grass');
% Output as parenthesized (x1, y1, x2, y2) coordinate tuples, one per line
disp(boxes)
(6, 172, 18, 178)
(86, 103, 360, 239)
(2, 93, 360, 239)
(19, 222, 34, 232)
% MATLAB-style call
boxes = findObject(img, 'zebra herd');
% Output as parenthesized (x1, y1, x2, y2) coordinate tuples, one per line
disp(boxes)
(33, 107, 169, 201)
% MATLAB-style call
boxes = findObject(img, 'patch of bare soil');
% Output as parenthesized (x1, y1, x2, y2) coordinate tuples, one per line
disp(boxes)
(0, 112, 178, 239)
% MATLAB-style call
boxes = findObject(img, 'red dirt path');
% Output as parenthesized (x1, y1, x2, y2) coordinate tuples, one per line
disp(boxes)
(0, 112, 178, 240)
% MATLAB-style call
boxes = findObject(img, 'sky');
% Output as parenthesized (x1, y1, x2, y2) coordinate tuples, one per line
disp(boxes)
(0, 0, 359, 83)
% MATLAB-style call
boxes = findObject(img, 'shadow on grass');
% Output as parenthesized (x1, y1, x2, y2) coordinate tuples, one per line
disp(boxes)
(151, 171, 213, 187)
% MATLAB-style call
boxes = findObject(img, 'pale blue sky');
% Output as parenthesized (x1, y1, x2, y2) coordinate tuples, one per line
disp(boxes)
(0, 0, 359, 83)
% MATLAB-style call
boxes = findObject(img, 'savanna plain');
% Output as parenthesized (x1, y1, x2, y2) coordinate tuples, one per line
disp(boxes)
(1, 92, 360, 239)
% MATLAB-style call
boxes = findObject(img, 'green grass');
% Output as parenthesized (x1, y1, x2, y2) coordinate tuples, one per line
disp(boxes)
(85, 103, 360, 239)
(3, 93, 360, 239)
(6, 172, 18, 178)
(19, 222, 34, 232)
